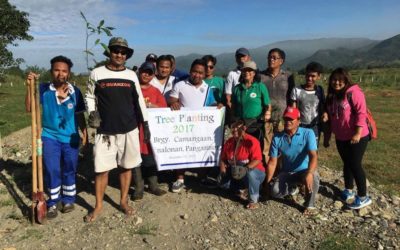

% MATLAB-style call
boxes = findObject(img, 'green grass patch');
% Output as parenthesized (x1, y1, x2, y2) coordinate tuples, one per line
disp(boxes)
(18, 228, 43, 241)
(132, 224, 158, 236)
(0, 76, 30, 137)
(319, 234, 370, 250)
(0, 198, 15, 207)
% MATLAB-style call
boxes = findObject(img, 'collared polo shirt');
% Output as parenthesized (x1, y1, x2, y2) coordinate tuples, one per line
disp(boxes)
(232, 81, 270, 119)
(260, 69, 295, 121)
(225, 68, 241, 95)
(39, 82, 85, 144)
(204, 76, 225, 104)
(269, 127, 317, 173)
(169, 80, 216, 108)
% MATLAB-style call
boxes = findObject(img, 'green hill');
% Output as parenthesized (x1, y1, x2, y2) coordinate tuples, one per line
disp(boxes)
(296, 34, 400, 70)
(175, 37, 378, 74)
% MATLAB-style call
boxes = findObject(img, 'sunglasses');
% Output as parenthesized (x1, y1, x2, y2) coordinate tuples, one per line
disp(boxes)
(207, 65, 214, 69)
(110, 48, 127, 55)
(268, 56, 281, 61)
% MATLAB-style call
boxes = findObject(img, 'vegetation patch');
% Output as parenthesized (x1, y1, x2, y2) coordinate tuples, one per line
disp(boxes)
(319, 233, 370, 250)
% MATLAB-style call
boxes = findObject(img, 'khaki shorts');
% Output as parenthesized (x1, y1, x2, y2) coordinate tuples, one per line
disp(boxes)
(93, 129, 142, 173)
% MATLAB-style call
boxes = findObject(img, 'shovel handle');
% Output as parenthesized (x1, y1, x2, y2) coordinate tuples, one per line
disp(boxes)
(29, 78, 38, 223)
(35, 80, 44, 193)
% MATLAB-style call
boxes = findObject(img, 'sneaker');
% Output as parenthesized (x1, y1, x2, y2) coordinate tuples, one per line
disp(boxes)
(340, 189, 356, 203)
(62, 203, 75, 213)
(348, 196, 372, 210)
(47, 205, 58, 219)
(289, 186, 299, 196)
(171, 180, 185, 193)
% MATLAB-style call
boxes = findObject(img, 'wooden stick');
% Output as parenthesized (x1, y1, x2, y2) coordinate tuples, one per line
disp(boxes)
(29, 78, 38, 223)
(35, 80, 44, 193)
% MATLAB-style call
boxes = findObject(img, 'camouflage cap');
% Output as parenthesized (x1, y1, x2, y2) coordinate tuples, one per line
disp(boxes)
(104, 37, 134, 59)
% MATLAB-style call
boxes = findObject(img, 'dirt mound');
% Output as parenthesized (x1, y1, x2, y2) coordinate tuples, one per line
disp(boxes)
(0, 128, 399, 249)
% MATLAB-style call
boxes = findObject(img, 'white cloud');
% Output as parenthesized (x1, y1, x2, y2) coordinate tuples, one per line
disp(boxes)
(8, 0, 136, 48)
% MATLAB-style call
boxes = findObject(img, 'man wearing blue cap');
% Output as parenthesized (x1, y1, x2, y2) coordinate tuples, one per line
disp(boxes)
(132, 62, 168, 200)
(85, 37, 149, 222)
(225, 47, 251, 109)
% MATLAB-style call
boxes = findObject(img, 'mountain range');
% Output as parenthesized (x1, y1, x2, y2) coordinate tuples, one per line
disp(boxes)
(175, 34, 400, 74)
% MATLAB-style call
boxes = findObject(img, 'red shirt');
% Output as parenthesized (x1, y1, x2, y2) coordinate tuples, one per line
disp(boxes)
(139, 85, 167, 154)
(221, 133, 265, 172)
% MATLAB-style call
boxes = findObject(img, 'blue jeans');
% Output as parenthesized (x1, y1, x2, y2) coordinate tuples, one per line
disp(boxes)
(220, 168, 266, 203)
(42, 137, 79, 207)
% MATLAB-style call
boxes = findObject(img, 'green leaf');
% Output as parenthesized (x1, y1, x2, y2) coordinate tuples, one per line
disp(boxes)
(98, 20, 104, 28)
(101, 28, 112, 36)
(80, 11, 88, 22)
(84, 50, 94, 56)
(106, 26, 115, 30)
(100, 43, 108, 50)
(95, 39, 100, 45)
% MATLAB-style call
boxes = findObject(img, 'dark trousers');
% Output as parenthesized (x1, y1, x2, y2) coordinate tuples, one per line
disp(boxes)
(336, 135, 369, 196)
(133, 154, 159, 193)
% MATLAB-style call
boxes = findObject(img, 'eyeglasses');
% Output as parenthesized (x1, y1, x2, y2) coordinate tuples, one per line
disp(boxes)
(268, 57, 281, 61)
(207, 65, 214, 69)
(110, 49, 127, 55)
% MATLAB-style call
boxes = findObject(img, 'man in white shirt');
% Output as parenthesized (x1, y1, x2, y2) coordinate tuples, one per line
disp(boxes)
(168, 58, 219, 192)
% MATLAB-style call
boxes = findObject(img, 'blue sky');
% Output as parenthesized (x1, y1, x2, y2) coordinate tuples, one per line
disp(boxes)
(9, 0, 400, 73)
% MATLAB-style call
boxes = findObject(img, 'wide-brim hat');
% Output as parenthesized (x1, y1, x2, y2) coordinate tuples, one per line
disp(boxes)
(242, 61, 257, 71)
(103, 37, 134, 59)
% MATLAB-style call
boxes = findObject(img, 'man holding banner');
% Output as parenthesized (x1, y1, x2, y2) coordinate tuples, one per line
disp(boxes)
(167, 58, 222, 193)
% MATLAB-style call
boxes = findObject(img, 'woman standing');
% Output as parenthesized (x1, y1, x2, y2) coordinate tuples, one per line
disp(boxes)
(324, 68, 371, 209)
(231, 61, 271, 147)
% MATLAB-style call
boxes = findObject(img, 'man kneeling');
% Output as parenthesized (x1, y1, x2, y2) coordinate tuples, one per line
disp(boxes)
(219, 120, 265, 209)
(266, 107, 320, 215)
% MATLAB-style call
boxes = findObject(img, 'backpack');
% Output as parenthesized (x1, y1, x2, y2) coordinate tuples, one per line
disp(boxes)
(346, 92, 377, 140)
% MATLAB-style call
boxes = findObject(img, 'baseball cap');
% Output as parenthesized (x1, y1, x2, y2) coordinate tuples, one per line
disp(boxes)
(283, 107, 300, 120)
(145, 53, 157, 62)
(235, 47, 250, 57)
(104, 37, 134, 59)
(242, 61, 257, 71)
(139, 62, 155, 74)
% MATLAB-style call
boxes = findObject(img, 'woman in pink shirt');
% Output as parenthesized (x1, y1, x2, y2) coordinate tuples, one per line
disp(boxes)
(324, 68, 371, 210)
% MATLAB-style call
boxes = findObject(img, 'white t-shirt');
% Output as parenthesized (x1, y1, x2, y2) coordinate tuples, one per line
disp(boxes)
(290, 85, 324, 125)
(150, 75, 176, 99)
(169, 80, 216, 108)
(225, 69, 241, 95)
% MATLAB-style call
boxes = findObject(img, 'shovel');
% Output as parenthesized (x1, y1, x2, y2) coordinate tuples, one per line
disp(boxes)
(29, 77, 47, 224)
(34, 78, 47, 223)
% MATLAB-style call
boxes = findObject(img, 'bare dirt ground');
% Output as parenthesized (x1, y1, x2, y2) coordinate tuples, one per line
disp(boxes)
(0, 127, 399, 249)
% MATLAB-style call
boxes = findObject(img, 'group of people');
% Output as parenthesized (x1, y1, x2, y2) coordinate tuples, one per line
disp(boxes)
(25, 36, 372, 222)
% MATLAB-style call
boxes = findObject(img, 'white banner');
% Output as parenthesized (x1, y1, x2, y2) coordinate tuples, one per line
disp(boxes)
(148, 107, 225, 171)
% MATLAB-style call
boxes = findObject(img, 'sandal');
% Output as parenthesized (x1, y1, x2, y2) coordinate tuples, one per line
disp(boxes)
(120, 204, 135, 217)
(84, 207, 102, 223)
(303, 207, 318, 216)
(246, 202, 259, 210)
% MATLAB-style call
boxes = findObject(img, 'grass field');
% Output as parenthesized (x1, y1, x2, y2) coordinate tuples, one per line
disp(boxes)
(0, 69, 399, 194)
